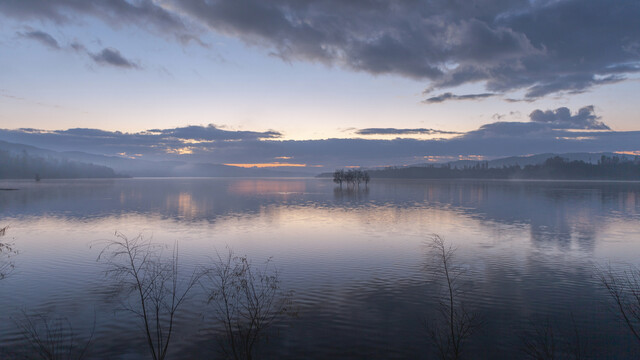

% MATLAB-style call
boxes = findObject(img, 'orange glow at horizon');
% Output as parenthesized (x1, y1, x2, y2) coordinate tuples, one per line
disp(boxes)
(224, 162, 308, 168)
(615, 151, 640, 156)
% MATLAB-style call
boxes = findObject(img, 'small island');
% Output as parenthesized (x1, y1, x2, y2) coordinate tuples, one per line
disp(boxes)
(332, 169, 371, 187)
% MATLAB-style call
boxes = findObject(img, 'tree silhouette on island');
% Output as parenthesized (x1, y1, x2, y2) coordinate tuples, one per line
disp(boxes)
(333, 169, 370, 188)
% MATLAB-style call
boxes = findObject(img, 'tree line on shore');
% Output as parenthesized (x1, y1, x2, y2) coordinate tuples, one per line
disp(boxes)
(365, 155, 640, 180)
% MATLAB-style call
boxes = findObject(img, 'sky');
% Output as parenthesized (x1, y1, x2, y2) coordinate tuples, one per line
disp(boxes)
(0, 0, 639, 169)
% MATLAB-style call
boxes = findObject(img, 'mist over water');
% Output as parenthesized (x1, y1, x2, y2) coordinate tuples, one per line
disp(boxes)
(1, 178, 639, 359)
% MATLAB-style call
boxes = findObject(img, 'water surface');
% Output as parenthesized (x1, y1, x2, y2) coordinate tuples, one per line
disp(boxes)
(1, 178, 639, 359)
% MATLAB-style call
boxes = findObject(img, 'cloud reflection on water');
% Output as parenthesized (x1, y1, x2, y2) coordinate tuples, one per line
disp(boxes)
(1, 178, 640, 358)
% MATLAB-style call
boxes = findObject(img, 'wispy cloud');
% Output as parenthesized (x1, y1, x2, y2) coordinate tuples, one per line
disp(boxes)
(0, 0, 199, 44)
(0, 89, 25, 101)
(17, 29, 60, 49)
(15, 28, 141, 70)
(422, 92, 498, 104)
(89, 48, 139, 69)
(149, 124, 282, 141)
(355, 128, 461, 136)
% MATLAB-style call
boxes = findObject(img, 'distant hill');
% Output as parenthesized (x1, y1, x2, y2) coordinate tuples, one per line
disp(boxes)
(361, 156, 640, 180)
(319, 152, 633, 177)
(0, 140, 313, 178)
(440, 152, 630, 169)
(0, 148, 122, 179)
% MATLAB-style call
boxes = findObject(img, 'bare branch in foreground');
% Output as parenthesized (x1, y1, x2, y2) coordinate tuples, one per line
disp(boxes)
(203, 249, 292, 360)
(425, 235, 481, 360)
(519, 314, 589, 360)
(97, 231, 201, 360)
(0, 226, 17, 280)
(15, 311, 94, 360)
(597, 263, 640, 344)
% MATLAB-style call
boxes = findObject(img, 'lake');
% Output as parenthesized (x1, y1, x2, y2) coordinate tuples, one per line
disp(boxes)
(1, 178, 639, 359)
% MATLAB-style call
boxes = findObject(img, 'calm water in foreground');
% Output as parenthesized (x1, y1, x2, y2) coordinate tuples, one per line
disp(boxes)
(1, 178, 639, 359)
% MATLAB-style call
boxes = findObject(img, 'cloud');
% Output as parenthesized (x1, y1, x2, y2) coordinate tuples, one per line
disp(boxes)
(0, 107, 638, 169)
(460, 106, 609, 140)
(89, 48, 139, 69)
(529, 106, 610, 130)
(14, 28, 140, 70)
(491, 111, 521, 121)
(150, 124, 282, 141)
(172, 0, 640, 98)
(70, 42, 86, 52)
(2, 0, 638, 98)
(356, 128, 461, 136)
(0, 0, 199, 44)
(423, 92, 498, 104)
(463, 121, 553, 139)
(0, 125, 282, 157)
(17, 29, 60, 49)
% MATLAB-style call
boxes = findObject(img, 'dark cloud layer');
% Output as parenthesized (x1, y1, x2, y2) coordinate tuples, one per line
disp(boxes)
(356, 128, 462, 136)
(3, 0, 639, 98)
(0, 107, 637, 168)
